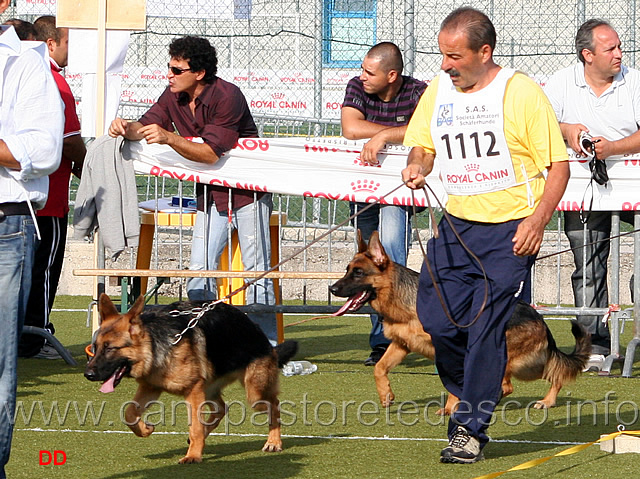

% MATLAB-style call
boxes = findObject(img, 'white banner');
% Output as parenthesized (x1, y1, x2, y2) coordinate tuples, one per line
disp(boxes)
(125, 137, 640, 211)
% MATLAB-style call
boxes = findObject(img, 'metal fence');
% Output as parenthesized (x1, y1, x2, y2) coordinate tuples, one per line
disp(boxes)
(4, 1, 640, 121)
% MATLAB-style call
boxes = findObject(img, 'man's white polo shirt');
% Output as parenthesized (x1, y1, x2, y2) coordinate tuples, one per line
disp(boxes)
(544, 62, 640, 141)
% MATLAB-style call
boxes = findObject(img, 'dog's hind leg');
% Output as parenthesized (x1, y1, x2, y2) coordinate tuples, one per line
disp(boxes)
(244, 358, 283, 452)
(533, 382, 561, 409)
(125, 384, 162, 438)
(374, 342, 409, 407)
(201, 395, 226, 439)
(180, 381, 208, 464)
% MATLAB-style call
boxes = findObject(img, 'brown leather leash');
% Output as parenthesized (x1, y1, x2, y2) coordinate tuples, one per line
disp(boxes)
(411, 184, 489, 330)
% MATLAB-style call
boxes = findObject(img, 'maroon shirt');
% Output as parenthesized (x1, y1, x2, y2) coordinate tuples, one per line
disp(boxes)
(139, 77, 260, 212)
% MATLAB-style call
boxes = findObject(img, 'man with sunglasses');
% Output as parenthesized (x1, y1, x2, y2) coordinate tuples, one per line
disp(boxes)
(545, 19, 639, 372)
(109, 36, 277, 342)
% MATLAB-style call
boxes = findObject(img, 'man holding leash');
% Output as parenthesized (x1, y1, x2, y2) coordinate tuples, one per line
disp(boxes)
(402, 7, 569, 463)
(109, 36, 277, 343)
(0, 1, 64, 475)
(341, 42, 427, 365)
(545, 19, 640, 371)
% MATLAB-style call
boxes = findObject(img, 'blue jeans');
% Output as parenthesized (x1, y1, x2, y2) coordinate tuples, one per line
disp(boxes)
(187, 194, 277, 342)
(352, 203, 412, 349)
(0, 215, 37, 478)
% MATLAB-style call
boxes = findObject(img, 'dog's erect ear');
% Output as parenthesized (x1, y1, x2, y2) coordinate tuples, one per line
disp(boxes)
(357, 229, 367, 253)
(128, 295, 146, 317)
(98, 293, 119, 325)
(127, 295, 146, 339)
(367, 231, 389, 267)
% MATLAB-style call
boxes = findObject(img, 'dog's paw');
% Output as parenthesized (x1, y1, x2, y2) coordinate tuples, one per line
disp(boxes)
(380, 392, 395, 407)
(178, 455, 203, 464)
(130, 421, 155, 437)
(262, 441, 283, 452)
(140, 422, 155, 437)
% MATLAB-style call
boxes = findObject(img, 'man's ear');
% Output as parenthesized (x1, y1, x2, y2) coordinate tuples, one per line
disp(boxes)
(46, 37, 57, 55)
(387, 69, 398, 84)
(582, 49, 594, 64)
(195, 69, 206, 82)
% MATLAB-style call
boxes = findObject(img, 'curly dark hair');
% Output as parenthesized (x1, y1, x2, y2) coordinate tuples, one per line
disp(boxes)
(168, 36, 218, 83)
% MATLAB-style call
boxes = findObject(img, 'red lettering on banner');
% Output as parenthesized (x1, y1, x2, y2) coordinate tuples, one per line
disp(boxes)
(278, 100, 307, 109)
(302, 192, 357, 201)
(622, 202, 640, 210)
(149, 166, 178, 179)
(557, 201, 582, 211)
(235, 183, 268, 192)
(624, 159, 640, 166)
(235, 139, 270, 151)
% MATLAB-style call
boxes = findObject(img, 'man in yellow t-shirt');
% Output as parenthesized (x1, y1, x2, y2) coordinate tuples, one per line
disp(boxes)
(401, 7, 569, 464)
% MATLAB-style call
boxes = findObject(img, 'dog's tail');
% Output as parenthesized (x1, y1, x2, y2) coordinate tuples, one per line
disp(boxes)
(274, 340, 299, 368)
(544, 320, 591, 383)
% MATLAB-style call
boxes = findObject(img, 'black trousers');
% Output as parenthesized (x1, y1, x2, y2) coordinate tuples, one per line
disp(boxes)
(18, 216, 67, 357)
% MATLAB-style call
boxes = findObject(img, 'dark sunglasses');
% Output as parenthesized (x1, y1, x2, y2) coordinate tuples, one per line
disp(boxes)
(168, 63, 192, 75)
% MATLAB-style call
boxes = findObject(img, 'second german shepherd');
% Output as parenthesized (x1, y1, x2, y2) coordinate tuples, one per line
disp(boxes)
(85, 294, 298, 464)
(330, 231, 590, 414)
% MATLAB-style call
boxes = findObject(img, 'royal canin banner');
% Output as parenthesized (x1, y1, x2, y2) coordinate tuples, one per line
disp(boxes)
(125, 137, 640, 211)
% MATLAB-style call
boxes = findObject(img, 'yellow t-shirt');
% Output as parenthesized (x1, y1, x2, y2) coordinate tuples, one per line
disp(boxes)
(404, 72, 568, 223)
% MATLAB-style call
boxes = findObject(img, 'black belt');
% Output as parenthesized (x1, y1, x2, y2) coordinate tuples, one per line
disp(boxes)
(0, 202, 31, 220)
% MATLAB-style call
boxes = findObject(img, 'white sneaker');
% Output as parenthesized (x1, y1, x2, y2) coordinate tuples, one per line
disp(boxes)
(440, 426, 484, 463)
(33, 344, 63, 360)
(583, 353, 605, 372)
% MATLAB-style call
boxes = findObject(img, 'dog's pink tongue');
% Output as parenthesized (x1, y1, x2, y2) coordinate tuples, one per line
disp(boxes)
(99, 375, 117, 394)
(332, 297, 357, 316)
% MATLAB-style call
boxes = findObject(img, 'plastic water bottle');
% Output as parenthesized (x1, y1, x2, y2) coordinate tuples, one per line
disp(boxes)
(282, 360, 317, 377)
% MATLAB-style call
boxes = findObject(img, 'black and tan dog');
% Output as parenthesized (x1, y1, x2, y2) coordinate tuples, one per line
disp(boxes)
(330, 231, 590, 414)
(85, 293, 298, 464)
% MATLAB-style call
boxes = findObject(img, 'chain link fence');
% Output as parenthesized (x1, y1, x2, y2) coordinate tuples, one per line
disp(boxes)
(4, 1, 639, 122)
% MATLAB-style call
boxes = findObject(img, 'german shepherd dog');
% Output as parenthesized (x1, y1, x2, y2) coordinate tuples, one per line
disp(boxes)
(330, 231, 590, 415)
(85, 294, 298, 464)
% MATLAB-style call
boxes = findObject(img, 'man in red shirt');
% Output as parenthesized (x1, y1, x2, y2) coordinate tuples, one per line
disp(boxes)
(19, 16, 86, 359)
(109, 36, 277, 342)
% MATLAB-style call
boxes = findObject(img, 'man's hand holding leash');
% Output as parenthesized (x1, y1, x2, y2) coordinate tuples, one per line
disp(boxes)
(402, 146, 434, 189)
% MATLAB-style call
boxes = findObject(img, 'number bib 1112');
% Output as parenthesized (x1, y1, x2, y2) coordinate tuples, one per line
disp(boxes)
(432, 68, 517, 195)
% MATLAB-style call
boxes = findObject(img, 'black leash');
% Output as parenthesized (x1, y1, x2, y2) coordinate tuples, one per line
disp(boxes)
(536, 227, 640, 261)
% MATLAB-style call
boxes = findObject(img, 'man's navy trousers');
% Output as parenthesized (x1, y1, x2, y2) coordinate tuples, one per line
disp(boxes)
(417, 215, 536, 447)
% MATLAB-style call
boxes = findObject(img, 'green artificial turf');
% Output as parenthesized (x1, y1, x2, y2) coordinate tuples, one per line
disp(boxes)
(7, 295, 640, 479)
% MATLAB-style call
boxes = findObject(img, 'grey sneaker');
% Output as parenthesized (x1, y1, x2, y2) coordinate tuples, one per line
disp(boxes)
(33, 344, 63, 360)
(440, 426, 484, 463)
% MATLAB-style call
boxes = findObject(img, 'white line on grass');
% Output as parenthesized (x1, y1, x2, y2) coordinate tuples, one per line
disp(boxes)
(16, 428, 585, 446)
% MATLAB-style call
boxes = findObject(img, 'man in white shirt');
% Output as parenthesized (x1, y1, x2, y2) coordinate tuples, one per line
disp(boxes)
(544, 19, 640, 371)
(0, 1, 64, 475)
